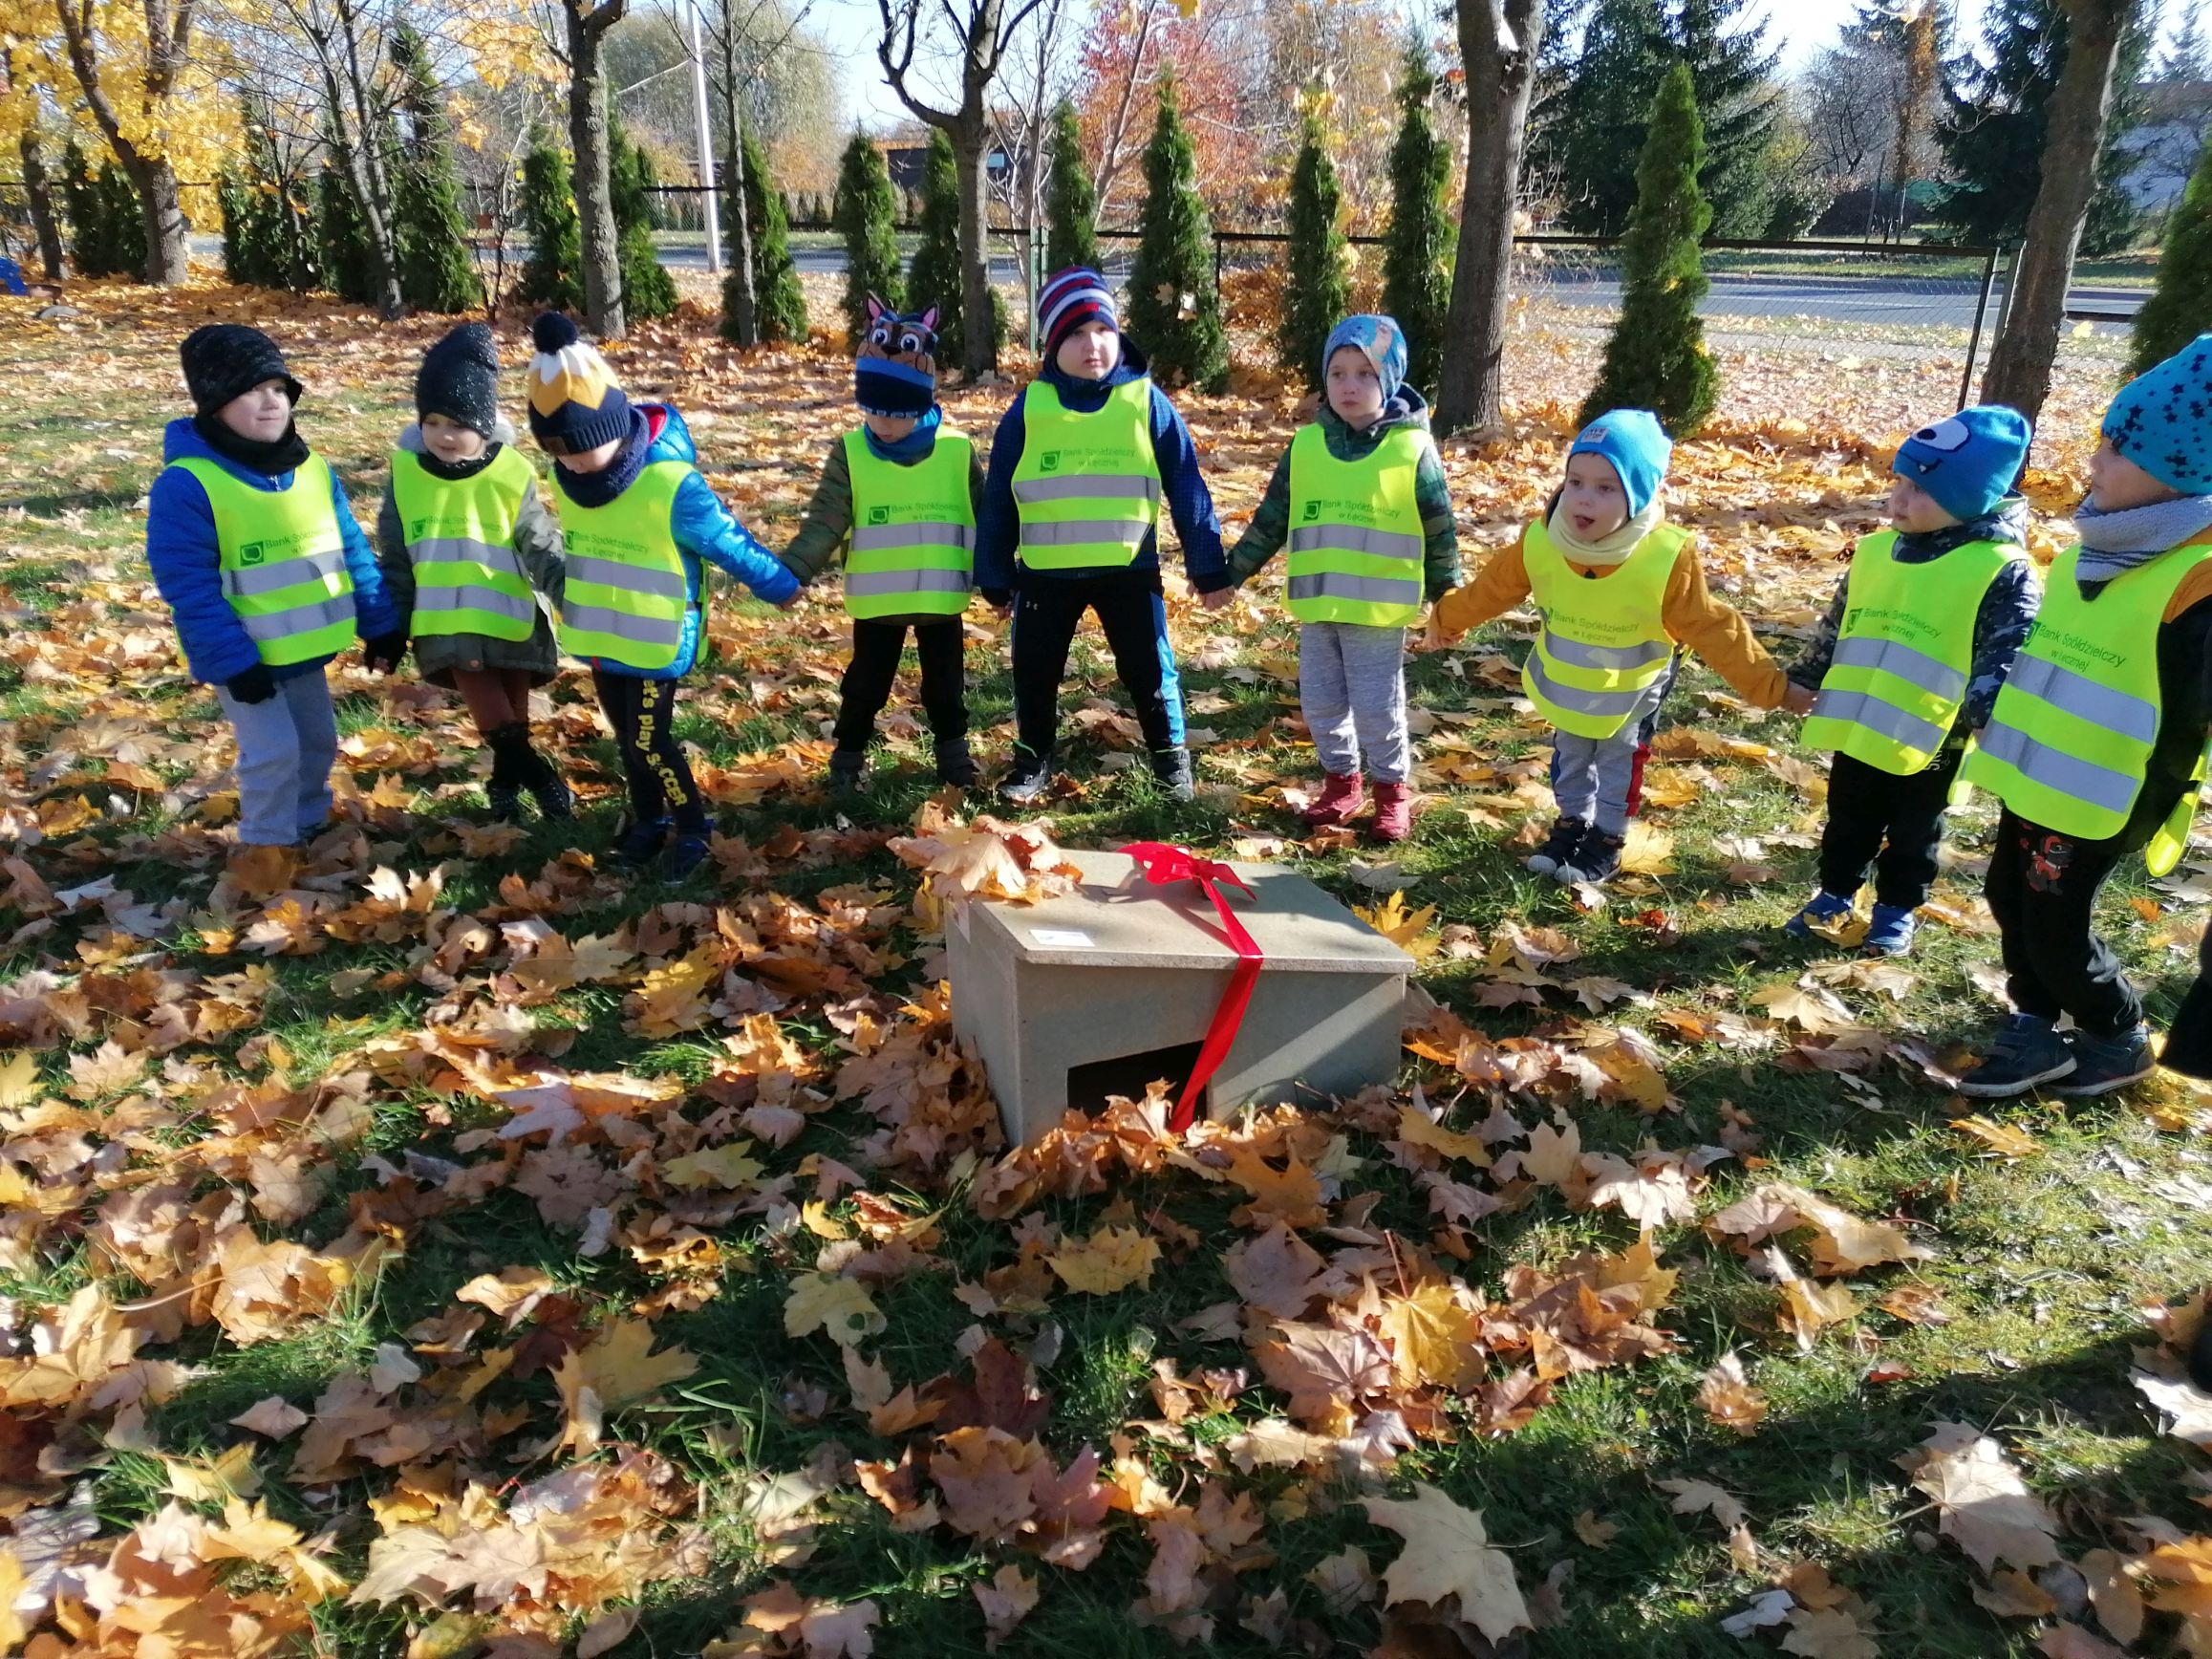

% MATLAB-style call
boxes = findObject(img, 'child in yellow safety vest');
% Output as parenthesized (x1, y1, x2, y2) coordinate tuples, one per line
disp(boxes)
(779, 296, 984, 789)
(375, 324, 572, 825)
(1784, 406, 2040, 959)
(1427, 410, 1810, 884)
(1215, 314, 1461, 842)
(1953, 336, 2212, 1100)
(525, 312, 801, 880)
(145, 325, 406, 874)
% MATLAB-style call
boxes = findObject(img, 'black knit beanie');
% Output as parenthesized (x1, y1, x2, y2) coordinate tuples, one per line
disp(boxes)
(416, 322, 502, 437)
(179, 324, 302, 416)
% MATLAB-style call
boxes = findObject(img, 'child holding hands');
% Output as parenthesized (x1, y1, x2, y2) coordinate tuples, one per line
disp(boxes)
(1428, 410, 1809, 884)
(780, 297, 982, 788)
(526, 312, 799, 878)
(376, 323, 572, 823)
(147, 325, 405, 866)
(1215, 314, 1459, 841)
(1787, 407, 2038, 957)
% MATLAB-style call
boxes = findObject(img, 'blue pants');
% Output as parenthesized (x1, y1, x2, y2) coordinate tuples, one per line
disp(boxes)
(217, 667, 339, 847)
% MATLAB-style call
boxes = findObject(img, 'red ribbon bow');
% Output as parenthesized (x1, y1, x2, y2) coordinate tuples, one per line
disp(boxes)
(1118, 841, 1262, 1132)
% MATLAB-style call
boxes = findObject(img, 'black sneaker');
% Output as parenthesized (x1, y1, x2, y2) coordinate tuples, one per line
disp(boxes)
(524, 762, 574, 822)
(2051, 1023, 2155, 1097)
(1149, 746, 1196, 802)
(485, 780, 526, 824)
(2189, 1310, 2212, 1392)
(1525, 819, 1588, 877)
(1558, 828, 1623, 885)
(999, 747, 1053, 805)
(1955, 1013, 2077, 1098)
(614, 815, 673, 869)
(827, 747, 868, 791)
(934, 740, 978, 787)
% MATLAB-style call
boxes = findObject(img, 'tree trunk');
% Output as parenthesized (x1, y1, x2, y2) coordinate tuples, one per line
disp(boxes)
(719, 23, 758, 346)
(569, 4, 628, 339)
(314, 53, 404, 321)
(20, 133, 66, 280)
(953, 118, 996, 376)
(51, 0, 194, 285)
(121, 152, 192, 285)
(334, 0, 404, 319)
(1979, 0, 2134, 425)
(1437, 0, 1544, 436)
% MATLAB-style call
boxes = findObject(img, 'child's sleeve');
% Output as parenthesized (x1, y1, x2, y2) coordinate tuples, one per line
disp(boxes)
(145, 466, 262, 685)
(1149, 387, 1230, 592)
(1416, 440, 1461, 603)
(1661, 547, 1788, 708)
(1224, 447, 1295, 586)
(780, 438, 856, 586)
(670, 468, 801, 604)
(1789, 571, 1849, 693)
(374, 478, 416, 620)
(1961, 558, 2041, 729)
(333, 470, 401, 639)
(512, 478, 566, 607)
(1430, 528, 1535, 638)
(974, 398, 1025, 602)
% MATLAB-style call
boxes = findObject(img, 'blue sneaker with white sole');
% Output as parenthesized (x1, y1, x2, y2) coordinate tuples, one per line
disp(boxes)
(1862, 902, 1919, 957)
(1784, 890, 1855, 938)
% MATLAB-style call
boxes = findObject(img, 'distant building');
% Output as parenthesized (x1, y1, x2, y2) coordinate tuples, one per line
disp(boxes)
(2115, 79, 2212, 210)
(880, 141, 1016, 196)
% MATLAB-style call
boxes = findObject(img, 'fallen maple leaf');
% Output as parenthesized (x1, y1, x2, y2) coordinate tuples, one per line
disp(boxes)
(1046, 1225, 1161, 1295)
(1896, 1421, 2060, 1574)
(784, 1274, 887, 1346)
(1364, 1482, 1531, 1642)
(1697, 1351, 1769, 1435)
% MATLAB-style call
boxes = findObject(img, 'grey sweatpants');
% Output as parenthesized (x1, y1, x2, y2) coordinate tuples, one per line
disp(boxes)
(1547, 658, 1676, 835)
(217, 668, 340, 847)
(1299, 621, 1410, 785)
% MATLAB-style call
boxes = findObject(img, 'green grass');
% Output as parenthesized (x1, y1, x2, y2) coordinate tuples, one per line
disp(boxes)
(0, 289, 2207, 1658)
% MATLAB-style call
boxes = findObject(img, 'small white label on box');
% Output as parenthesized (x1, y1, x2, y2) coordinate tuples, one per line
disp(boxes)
(1029, 928, 1096, 949)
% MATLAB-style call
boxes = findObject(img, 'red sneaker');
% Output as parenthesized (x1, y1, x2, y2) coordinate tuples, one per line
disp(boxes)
(1302, 771, 1364, 826)
(1369, 781, 1415, 842)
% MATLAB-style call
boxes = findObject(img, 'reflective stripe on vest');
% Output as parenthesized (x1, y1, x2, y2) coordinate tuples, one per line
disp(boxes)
(1960, 538, 2212, 874)
(841, 428, 977, 619)
(1800, 529, 2022, 775)
(1520, 518, 1686, 739)
(172, 452, 357, 667)
(552, 460, 691, 670)
(390, 444, 540, 642)
(1010, 379, 1161, 570)
(1282, 422, 1428, 627)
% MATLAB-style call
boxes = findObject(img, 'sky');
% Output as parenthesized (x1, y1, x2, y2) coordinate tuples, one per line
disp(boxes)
(805, 0, 2125, 137)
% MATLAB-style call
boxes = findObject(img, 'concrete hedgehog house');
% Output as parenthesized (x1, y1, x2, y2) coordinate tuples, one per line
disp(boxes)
(948, 848, 1415, 1145)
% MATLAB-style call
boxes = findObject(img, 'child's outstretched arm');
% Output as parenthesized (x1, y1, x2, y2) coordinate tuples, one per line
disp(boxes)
(1427, 528, 1536, 644)
(1149, 388, 1231, 594)
(671, 470, 802, 606)
(1660, 551, 1792, 709)
(974, 399, 1024, 608)
(333, 472, 403, 648)
(1417, 442, 1462, 604)
(1961, 559, 2042, 730)
(780, 439, 857, 588)
(145, 467, 263, 685)
(513, 479, 566, 608)
(1220, 447, 1295, 601)
(374, 477, 417, 621)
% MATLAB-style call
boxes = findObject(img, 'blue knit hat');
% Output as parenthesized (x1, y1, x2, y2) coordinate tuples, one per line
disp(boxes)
(1892, 404, 2031, 521)
(1569, 410, 1672, 517)
(526, 312, 632, 455)
(1323, 314, 1408, 404)
(2103, 334, 2212, 495)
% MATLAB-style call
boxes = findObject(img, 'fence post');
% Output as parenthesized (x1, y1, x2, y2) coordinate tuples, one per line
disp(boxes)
(1213, 229, 1222, 298)
(1959, 246, 2001, 411)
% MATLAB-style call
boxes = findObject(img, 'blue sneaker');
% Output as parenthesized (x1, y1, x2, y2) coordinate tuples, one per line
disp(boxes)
(2051, 1023, 2154, 1097)
(613, 815, 673, 869)
(666, 830, 714, 880)
(1784, 890, 1855, 938)
(1955, 1013, 2076, 1098)
(1862, 902, 1920, 957)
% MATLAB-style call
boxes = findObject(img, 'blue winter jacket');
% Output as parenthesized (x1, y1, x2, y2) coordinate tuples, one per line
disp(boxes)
(145, 417, 400, 685)
(974, 337, 1228, 599)
(549, 402, 801, 680)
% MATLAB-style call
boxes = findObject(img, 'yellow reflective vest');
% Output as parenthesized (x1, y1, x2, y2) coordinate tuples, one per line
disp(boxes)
(1009, 379, 1161, 570)
(1521, 519, 1686, 739)
(172, 452, 355, 667)
(391, 444, 540, 642)
(553, 460, 690, 671)
(842, 429, 975, 619)
(1283, 423, 1427, 628)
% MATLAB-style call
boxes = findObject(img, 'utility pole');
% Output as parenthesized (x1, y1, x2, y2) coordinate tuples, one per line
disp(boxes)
(691, 4, 722, 272)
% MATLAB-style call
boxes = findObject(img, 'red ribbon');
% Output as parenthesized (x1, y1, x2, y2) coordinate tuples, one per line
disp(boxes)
(1119, 842, 1261, 1132)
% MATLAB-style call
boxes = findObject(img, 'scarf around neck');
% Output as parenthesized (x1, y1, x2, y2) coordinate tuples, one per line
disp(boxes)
(1547, 496, 1665, 567)
(193, 412, 311, 478)
(2072, 493, 2212, 592)
(862, 404, 943, 464)
(553, 407, 652, 509)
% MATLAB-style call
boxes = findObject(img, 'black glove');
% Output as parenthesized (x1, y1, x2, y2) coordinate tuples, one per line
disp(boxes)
(980, 588, 1015, 610)
(362, 631, 409, 674)
(225, 662, 277, 704)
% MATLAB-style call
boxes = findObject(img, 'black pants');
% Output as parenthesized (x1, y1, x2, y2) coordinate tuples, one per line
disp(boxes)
(831, 618, 968, 751)
(1817, 748, 1963, 910)
(2164, 923, 2212, 1079)
(1984, 808, 2141, 1039)
(591, 667, 707, 831)
(1010, 570, 1184, 758)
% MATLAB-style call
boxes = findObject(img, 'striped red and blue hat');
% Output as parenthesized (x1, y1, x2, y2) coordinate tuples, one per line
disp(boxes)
(1040, 266, 1119, 358)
